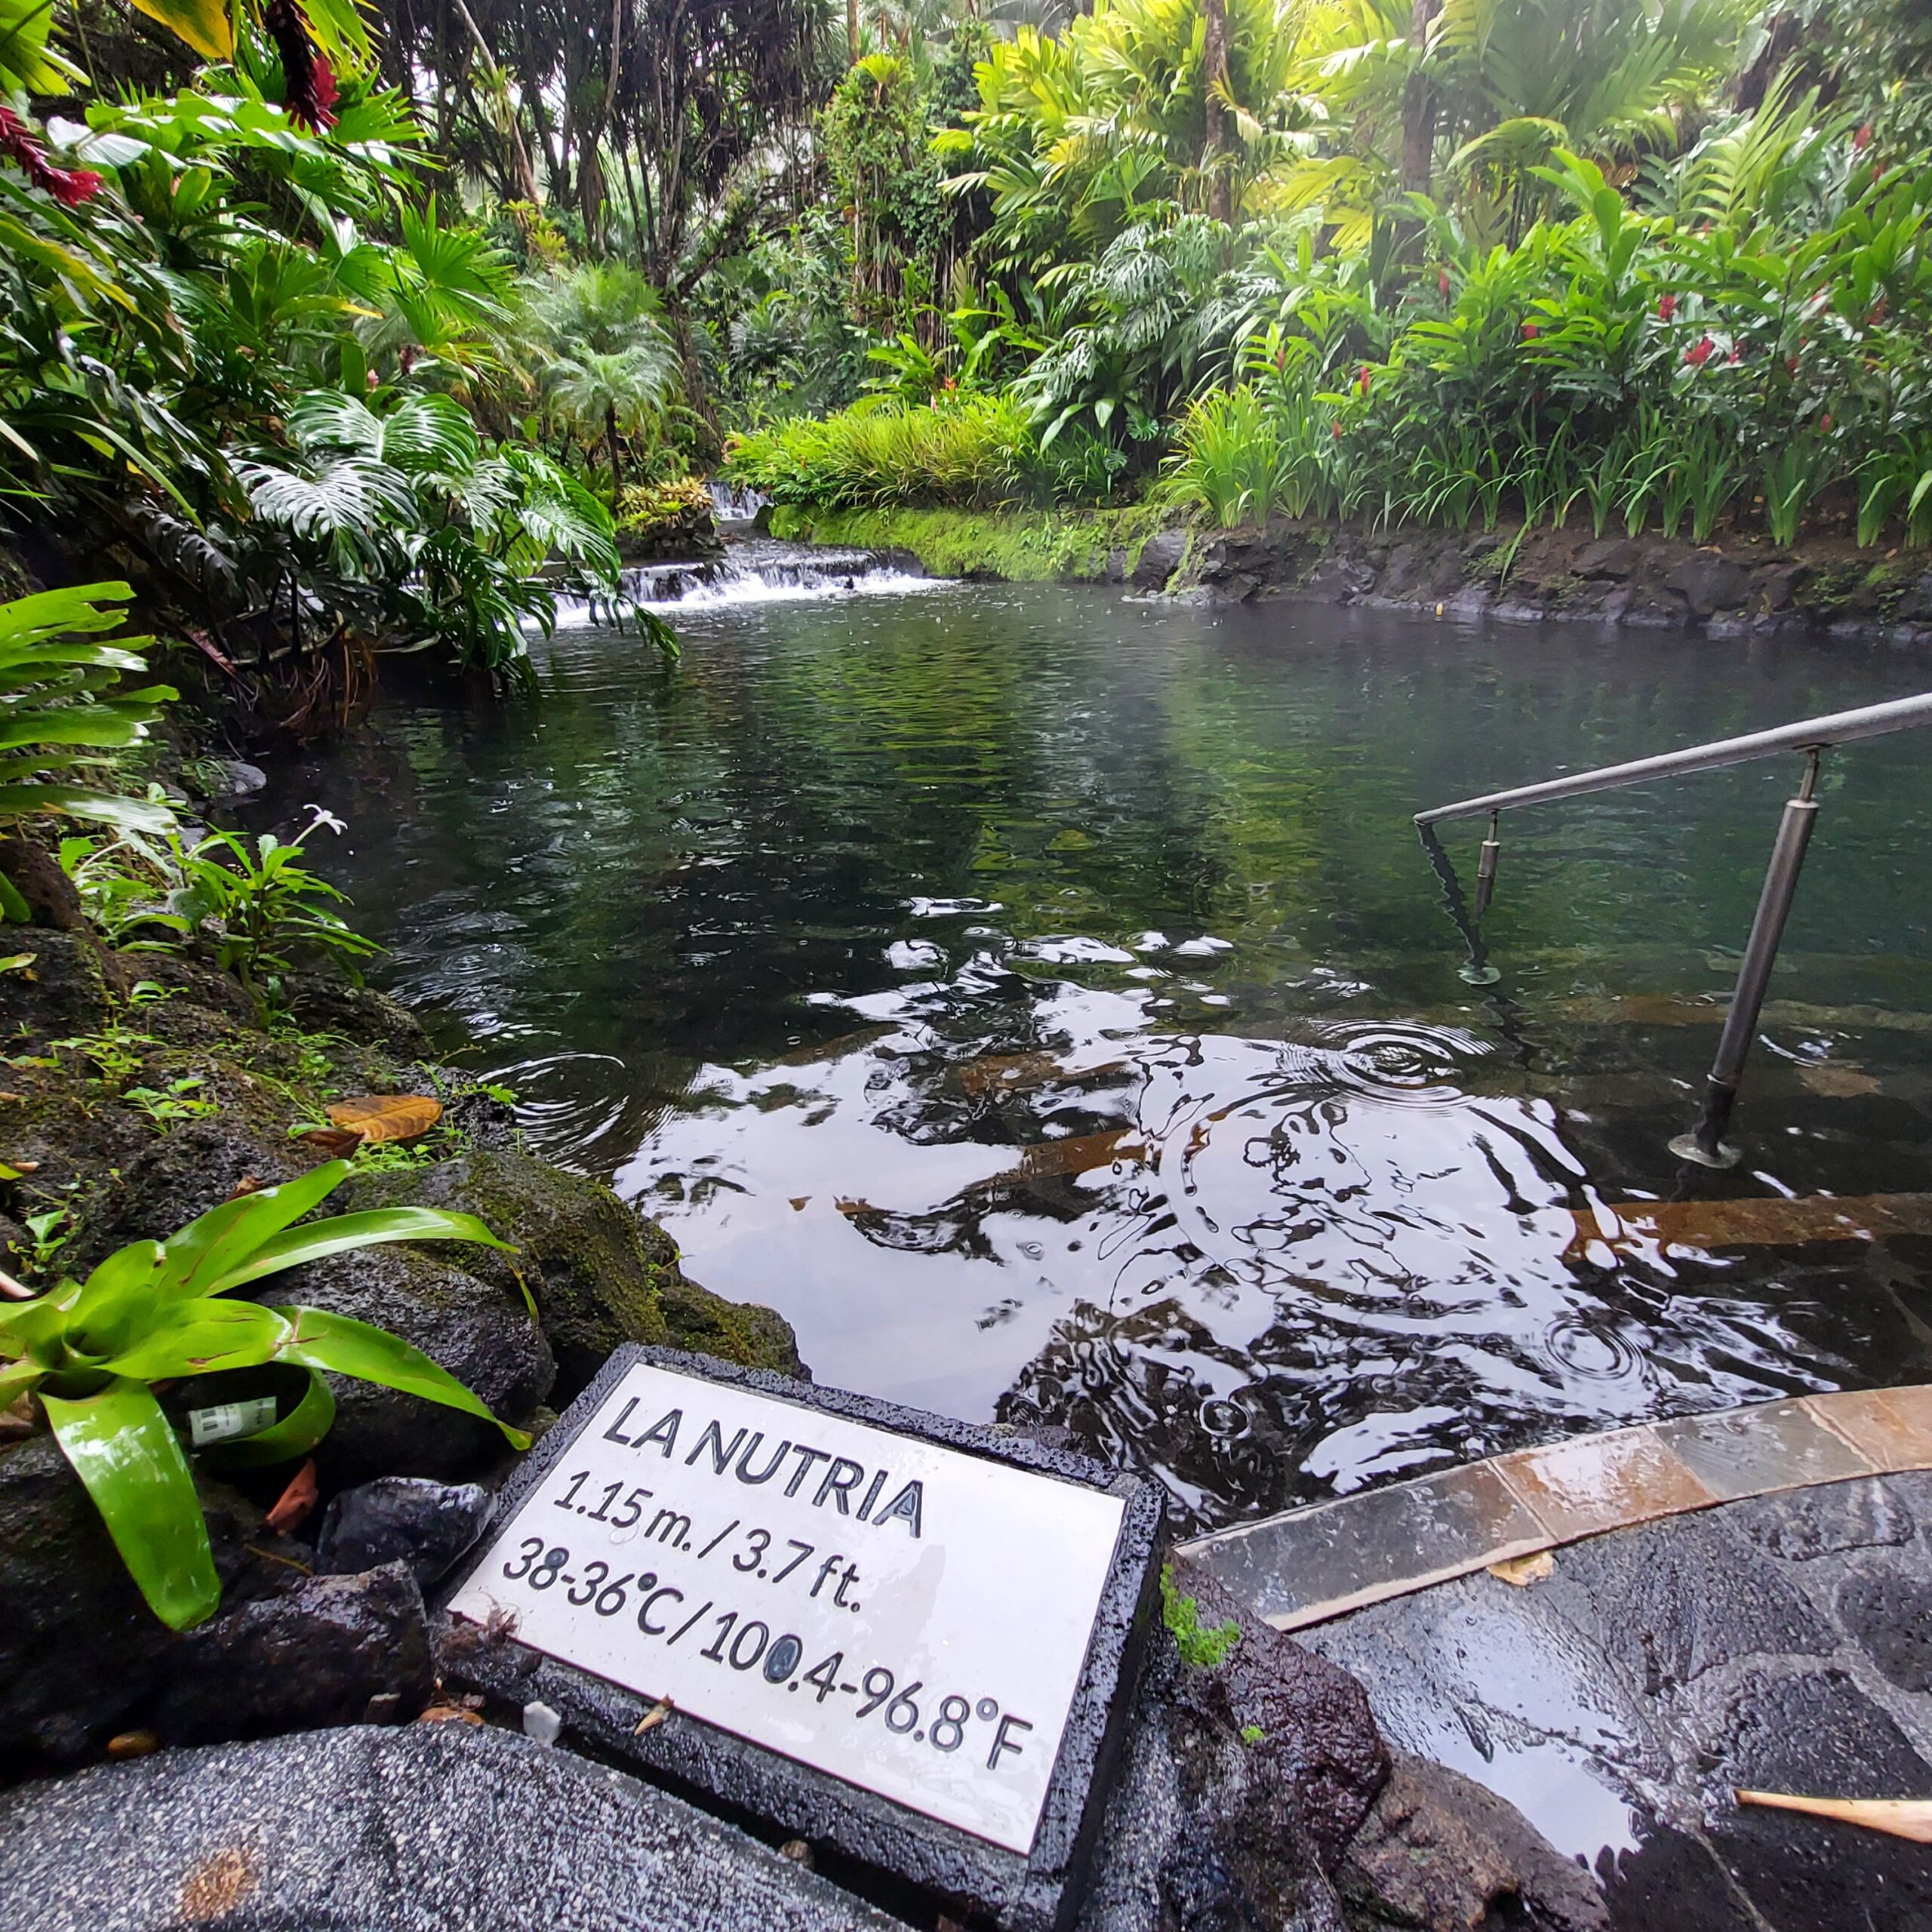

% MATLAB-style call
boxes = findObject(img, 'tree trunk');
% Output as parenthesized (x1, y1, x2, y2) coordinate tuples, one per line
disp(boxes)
(847, 0, 859, 60)
(1202, 0, 1233, 223)
(1400, 0, 1442, 195)
(606, 403, 624, 503)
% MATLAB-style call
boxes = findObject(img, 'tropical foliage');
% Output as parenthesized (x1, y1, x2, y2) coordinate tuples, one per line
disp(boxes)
(0, 1158, 525, 1629)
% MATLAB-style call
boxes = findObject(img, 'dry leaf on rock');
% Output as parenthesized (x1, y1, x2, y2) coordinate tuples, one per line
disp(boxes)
(417, 1705, 485, 1725)
(1736, 1791, 1932, 1842)
(1488, 1550, 1555, 1587)
(325, 1094, 443, 1144)
(633, 1697, 673, 1735)
(297, 1127, 365, 1158)
(265, 1457, 318, 1534)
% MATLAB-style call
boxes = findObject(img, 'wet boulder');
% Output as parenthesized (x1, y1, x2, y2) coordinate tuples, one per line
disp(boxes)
(342, 1149, 803, 1397)
(315, 1477, 493, 1590)
(0, 1721, 898, 1932)
(278, 971, 432, 1061)
(1080, 1567, 1389, 1932)
(1337, 1750, 1611, 1932)
(0, 1437, 273, 1769)
(152, 1561, 434, 1746)
(1131, 527, 1189, 591)
(266, 1242, 555, 1487)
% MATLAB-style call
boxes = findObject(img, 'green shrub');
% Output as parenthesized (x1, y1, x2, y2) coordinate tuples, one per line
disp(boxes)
(725, 393, 1044, 511)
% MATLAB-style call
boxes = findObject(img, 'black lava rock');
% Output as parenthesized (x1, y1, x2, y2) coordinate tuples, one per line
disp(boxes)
(152, 1561, 434, 1746)
(0, 1722, 895, 1932)
(316, 1477, 493, 1589)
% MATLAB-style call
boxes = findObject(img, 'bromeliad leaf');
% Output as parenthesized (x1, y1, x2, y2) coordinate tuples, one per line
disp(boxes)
(101, 1300, 293, 1380)
(208, 1205, 514, 1294)
(160, 1158, 352, 1300)
(41, 1377, 221, 1631)
(272, 1304, 531, 1447)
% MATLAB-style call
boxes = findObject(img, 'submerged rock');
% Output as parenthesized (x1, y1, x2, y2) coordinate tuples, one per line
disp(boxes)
(152, 1562, 433, 1746)
(315, 1478, 493, 1589)
(0, 1721, 897, 1932)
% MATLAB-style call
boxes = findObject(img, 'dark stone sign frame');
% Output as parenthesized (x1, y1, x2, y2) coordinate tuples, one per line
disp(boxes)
(438, 1345, 1166, 1932)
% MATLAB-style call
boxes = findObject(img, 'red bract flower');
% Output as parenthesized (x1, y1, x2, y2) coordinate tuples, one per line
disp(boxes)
(1521, 320, 1539, 339)
(1331, 421, 1343, 440)
(1685, 336, 1715, 368)
(1657, 292, 1677, 322)
(1854, 123, 1873, 152)
(1820, 412, 1833, 432)
(1787, 355, 1800, 375)
(1358, 365, 1371, 396)
(266, 0, 337, 131)
(0, 104, 104, 207)
(1869, 299, 1887, 326)
(1438, 269, 1451, 300)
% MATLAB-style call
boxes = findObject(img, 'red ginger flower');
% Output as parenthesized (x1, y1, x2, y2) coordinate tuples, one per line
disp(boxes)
(1685, 335, 1715, 368)
(1438, 268, 1451, 299)
(1521, 320, 1539, 339)
(1358, 365, 1371, 395)
(1657, 292, 1676, 322)
(0, 105, 103, 208)
(1854, 123, 1873, 152)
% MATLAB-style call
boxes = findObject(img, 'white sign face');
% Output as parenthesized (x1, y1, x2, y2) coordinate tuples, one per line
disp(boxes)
(449, 1362, 1126, 1855)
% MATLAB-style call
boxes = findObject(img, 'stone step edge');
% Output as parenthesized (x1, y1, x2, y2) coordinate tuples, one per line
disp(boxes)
(1175, 1386, 1932, 1633)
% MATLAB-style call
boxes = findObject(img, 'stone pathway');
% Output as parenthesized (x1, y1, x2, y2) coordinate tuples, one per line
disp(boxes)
(1179, 1387, 1932, 1629)
(1183, 1400, 1932, 1931)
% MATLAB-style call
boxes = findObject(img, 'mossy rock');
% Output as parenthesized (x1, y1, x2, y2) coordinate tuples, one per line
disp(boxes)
(345, 1150, 803, 1396)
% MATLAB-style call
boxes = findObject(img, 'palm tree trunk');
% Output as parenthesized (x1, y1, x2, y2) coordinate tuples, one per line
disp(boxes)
(606, 403, 624, 502)
(847, 0, 859, 60)
(1401, 0, 1442, 195)
(1203, 0, 1233, 223)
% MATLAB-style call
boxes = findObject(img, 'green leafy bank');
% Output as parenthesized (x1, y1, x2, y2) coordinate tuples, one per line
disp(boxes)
(767, 503, 1181, 583)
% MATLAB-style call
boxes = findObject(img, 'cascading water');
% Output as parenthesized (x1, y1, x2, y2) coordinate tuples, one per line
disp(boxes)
(706, 478, 768, 528)
(557, 540, 943, 620)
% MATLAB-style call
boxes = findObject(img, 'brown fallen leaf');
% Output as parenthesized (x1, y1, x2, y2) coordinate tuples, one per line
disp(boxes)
(298, 1126, 365, 1158)
(325, 1094, 442, 1144)
(633, 1697, 673, 1736)
(106, 1730, 159, 1760)
(264, 1457, 318, 1534)
(1735, 1792, 1932, 1842)
(1488, 1550, 1555, 1587)
(223, 1174, 263, 1201)
(417, 1704, 485, 1725)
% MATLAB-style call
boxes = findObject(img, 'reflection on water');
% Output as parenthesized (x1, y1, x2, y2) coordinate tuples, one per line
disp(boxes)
(251, 578, 1932, 1534)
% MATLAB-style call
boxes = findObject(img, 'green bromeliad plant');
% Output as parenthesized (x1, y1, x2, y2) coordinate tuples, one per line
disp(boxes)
(0, 1158, 528, 1630)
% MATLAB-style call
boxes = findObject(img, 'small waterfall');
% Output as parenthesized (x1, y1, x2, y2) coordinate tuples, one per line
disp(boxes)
(706, 478, 768, 528)
(553, 541, 941, 623)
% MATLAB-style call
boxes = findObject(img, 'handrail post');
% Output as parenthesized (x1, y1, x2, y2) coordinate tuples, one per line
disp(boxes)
(1670, 751, 1823, 1169)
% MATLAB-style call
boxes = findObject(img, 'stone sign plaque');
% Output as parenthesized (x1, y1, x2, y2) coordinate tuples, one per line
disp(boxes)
(449, 1356, 1132, 1857)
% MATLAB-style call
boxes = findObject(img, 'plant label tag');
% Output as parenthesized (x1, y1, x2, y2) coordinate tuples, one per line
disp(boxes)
(448, 1358, 1128, 1855)
(188, 1395, 278, 1447)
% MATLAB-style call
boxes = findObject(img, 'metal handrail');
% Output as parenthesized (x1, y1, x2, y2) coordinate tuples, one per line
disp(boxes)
(1415, 691, 1932, 826)
(1414, 690, 1932, 1170)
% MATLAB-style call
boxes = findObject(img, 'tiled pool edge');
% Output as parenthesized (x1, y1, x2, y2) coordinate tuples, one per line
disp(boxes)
(1175, 1386, 1932, 1632)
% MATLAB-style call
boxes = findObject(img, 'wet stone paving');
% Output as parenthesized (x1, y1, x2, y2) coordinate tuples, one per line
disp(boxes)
(1305, 1471, 1932, 1932)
